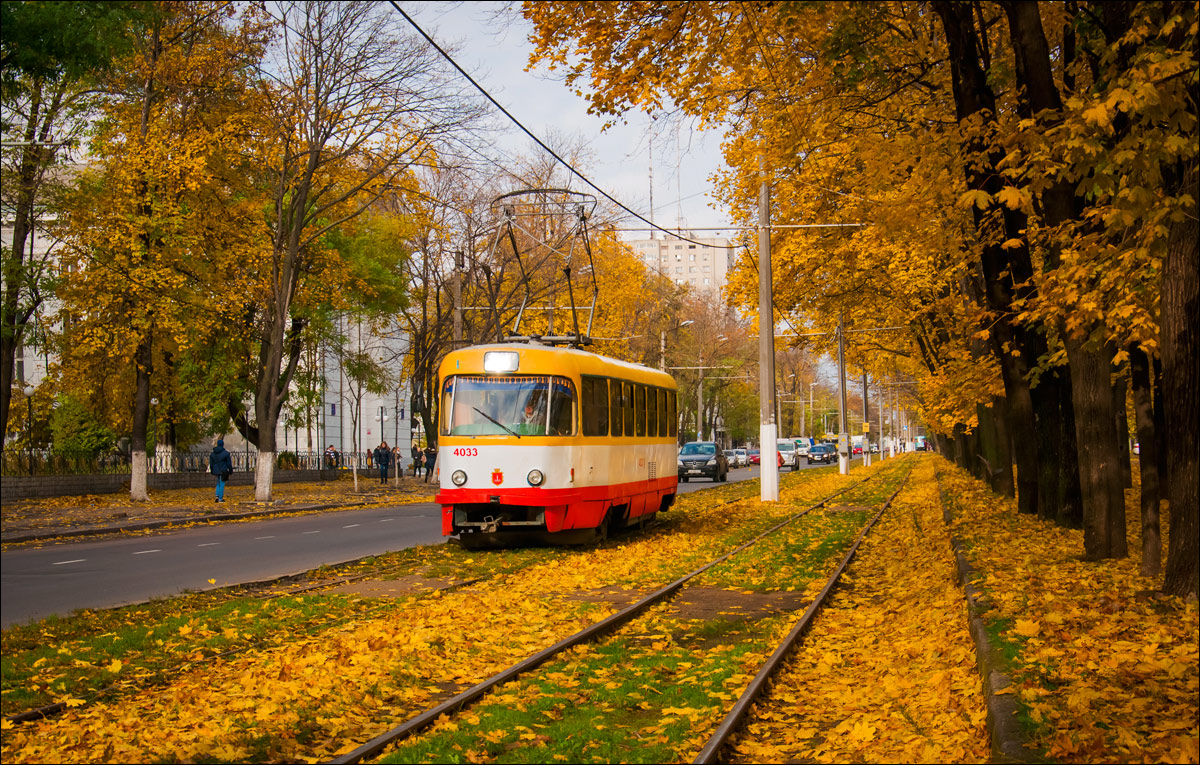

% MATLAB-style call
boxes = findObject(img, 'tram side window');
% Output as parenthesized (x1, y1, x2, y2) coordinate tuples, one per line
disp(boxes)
(581, 377, 609, 436)
(609, 378, 623, 436)
(667, 390, 677, 436)
(628, 381, 638, 441)
(634, 385, 646, 437)
(647, 386, 659, 436)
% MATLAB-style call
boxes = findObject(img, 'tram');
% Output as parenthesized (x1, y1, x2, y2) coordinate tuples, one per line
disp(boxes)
(436, 342, 679, 546)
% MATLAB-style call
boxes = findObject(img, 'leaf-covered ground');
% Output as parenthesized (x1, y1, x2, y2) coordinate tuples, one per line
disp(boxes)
(4, 455, 1194, 763)
(937, 460, 1199, 763)
(729, 455, 989, 763)
(1, 463, 869, 763)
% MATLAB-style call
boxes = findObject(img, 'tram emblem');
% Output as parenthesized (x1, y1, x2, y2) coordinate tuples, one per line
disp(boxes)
(491, 469, 503, 485)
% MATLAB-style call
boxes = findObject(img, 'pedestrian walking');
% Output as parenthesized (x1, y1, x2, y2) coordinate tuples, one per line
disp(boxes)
(423, 444, 437, 483)
(411, 443, 422, 476)
(324, 444, 339, 469)
(209, 439, 233, 503)
(373, 441, 392, 484)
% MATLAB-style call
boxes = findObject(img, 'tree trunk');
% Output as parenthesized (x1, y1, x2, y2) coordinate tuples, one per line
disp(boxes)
(1130, 345, 1161, 578)
(1113, 374, 1132, 489)
(1069, 339, 1127, 560)
(990, 395, 1015, 497)
(1160, 167, 1199, 598)
(1056, 369, 1085, 528)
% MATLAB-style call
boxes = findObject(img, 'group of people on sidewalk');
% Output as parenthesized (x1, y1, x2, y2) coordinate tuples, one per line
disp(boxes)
(208, 438, 437, 501)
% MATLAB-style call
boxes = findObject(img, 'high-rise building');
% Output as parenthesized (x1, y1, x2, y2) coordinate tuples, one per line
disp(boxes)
(627, 234, 738, 300)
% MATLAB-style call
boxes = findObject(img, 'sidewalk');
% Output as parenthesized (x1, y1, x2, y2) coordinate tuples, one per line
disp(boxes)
(1, 471, 439, 544)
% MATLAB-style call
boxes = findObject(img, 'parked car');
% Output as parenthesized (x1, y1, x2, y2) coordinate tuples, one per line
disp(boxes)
(870, 443, 879, 454)
(678, 441, 729, 482)
(807, 443, 836, 464)
(733, 448, 748, 467)
(748, 448, 761, 465)
(723, 449, 739, 467)
(776, 439, 798, 470)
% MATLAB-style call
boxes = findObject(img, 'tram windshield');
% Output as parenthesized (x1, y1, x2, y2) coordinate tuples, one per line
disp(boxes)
(442, 375, 576, 436)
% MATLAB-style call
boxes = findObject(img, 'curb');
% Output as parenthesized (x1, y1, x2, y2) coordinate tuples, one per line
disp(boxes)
(936, 467, 1045, 764)
(2, 501, 376, 544)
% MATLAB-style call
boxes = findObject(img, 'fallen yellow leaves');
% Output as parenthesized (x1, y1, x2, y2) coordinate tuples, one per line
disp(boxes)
(728, 457, 989, 763)
(940, 461, 1199, 763)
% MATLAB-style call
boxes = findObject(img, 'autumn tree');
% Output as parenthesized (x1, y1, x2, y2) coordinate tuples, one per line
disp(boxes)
(54, 1, 266, 499)
(0, 1, 144, 440)
(228, 0, 482, 500)
(524, 1, 1197, 591)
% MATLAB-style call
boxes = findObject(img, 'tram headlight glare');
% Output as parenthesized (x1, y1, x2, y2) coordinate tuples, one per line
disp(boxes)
(527, 469, 545, 486)
(451, 470, 468, 486)
(483, 351, 519, 373)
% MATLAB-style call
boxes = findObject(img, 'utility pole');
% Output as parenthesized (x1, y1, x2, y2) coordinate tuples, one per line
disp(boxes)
(758, 166, 778, 502)
(837, 312, 849, 475)
(452, 250, 463, 344)
(862, 374, 871, 467)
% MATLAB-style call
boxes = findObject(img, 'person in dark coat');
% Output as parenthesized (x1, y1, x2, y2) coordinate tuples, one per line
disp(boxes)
(209, 439, 233, 503)
(411, 443, 421, 476)
(423, 444, 436, 483)
(373, 441, 392, 484)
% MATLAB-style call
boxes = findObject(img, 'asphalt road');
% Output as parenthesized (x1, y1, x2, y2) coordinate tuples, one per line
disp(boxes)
(0, 503, 444, 628)
(0, 462, 819, 628)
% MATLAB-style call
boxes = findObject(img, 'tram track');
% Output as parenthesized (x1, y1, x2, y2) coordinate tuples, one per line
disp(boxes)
(330, 462, 912, 764)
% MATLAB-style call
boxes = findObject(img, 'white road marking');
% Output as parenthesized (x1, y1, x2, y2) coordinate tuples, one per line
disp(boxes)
(197, 543, 220, 547)
(132, 550, 161, 555)
(343, 524, 360, 528)
(52, 559, 86, 566)
(303, 530, 321, 535)
(254, 536, 275, 540)
(379, 518, 395, 522)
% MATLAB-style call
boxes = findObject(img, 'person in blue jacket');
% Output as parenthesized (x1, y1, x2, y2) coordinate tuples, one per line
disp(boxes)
(209, 439, 233, 503)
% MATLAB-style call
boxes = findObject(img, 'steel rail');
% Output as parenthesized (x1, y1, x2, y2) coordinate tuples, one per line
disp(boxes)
(693, 464, 915, 764)
(328, 473, 885, 764)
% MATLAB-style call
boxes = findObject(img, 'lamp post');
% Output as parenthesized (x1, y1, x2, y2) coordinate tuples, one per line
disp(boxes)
(23, 384, 34, 475)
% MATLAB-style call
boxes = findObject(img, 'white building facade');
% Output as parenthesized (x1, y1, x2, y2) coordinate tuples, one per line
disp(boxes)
(627, 234, 737, 299)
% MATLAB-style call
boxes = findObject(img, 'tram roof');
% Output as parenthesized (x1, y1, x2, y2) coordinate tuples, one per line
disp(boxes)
(440, 342, 677, 389)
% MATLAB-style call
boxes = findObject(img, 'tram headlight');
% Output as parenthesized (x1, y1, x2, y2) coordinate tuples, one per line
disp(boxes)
(527, 469, 545, 486)
(451, 470, 468, 486)
(483, 351, 519, 373)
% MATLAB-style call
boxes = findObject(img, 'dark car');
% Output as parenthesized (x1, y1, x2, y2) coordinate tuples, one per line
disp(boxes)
(677, 441, 729, 482)
(807, 443, 836, 464)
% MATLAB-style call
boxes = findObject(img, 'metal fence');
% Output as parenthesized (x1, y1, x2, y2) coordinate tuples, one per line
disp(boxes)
(0, 448, 343, 477)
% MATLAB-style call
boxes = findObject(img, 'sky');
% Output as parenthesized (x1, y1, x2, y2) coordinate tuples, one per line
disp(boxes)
(403, 2, 733, 239)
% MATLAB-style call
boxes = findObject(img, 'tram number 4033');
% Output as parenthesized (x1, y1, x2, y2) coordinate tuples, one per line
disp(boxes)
(451, 447, 479, 457)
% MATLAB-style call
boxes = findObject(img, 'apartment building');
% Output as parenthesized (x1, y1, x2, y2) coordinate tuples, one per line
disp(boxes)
(628, 234, 737, 299)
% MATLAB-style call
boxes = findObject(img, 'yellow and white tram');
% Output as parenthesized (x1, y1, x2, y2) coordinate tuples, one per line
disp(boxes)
(436, 343, 679, 545)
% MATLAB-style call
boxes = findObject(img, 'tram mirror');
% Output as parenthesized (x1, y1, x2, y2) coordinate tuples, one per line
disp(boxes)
(484, 351, 519, 374)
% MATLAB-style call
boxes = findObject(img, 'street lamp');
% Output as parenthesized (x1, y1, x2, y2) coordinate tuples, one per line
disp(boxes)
(23, 385, 35, 475)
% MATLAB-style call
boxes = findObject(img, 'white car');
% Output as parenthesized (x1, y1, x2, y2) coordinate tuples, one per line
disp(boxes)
(776, 440, 798, 470)
(733, 448, 748, 467)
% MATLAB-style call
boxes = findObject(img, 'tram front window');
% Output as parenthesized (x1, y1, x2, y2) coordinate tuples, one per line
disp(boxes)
(443, 375, 576, 436)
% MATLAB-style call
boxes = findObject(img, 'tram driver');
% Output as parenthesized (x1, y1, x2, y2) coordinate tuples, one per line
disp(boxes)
(516, 393, 547, 435)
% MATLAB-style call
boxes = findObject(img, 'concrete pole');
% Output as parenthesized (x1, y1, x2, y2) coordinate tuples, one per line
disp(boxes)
(697, 366, 705, 442)
(862, 374, 871, 467)
(758, 171, 778, 501)
(452, 250, 463, 344)
(837, 312, 849, 475)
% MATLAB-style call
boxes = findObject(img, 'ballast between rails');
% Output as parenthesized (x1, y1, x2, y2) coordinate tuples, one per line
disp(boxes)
(329, 469, 894, 765)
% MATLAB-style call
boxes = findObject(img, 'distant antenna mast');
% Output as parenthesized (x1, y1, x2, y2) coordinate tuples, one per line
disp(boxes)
(648, 137, 655, 239)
